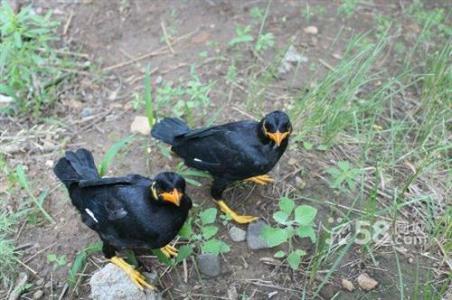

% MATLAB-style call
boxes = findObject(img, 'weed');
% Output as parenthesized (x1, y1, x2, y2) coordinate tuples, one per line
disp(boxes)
(67, 242, 102, 287)
(0, 0, 76, 116)
(226, 63, 237, 84)
(325, 161, 363, 192)
(250, 7, 264, 23)
(47, 253, 67, 270)
(255, 32, 274, 53)
(175, 162, 210, 187)
(228, 25, 254, 47)
(337, 0, 358, 17)
(301, 4, 326, 23)
(0, 213, 18, 286)
(261, 197, 317, 270)
(98, 135, 135, 177)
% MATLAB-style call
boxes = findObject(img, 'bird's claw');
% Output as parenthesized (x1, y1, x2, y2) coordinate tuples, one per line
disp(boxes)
(110, 256, 156, 290)
(160, 244, 178, 258)
(217, 200, 258, 224)
(245, 174, 274, 185)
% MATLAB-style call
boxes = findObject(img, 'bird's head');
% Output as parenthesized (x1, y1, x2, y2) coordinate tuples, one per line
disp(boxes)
(150, 172, 186, 207)
(260, 111, 292, 147)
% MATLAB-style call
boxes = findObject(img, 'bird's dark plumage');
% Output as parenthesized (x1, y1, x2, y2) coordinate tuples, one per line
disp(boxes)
(151, 111, 291, 223)
(54, 149, 192, 255)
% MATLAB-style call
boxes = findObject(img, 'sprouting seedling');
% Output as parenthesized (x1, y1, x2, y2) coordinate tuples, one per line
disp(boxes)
(98, 135, 135, 177)
(47, 253, 67, 270)
(228, 25, 254, 47)
(175, 162, 211, 187)
(67, 242, 102, 287)
(261, 197, 317, 270)
(143, 64, 155, 127)
(325, 160, 363, 192)
(16, 165, 54, 223)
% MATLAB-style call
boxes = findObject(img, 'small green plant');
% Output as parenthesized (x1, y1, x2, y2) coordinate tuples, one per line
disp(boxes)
(261, 197, 317, 270)
(179, 208, 230, 255)
(175, 162, 210, 187)
(226, 64, 237, 84)
(325, 161, 363, 192)
(67, 242, 102, 287)
(301, 4, 326, 23)
(337, 0, 358, 17)
(16, 165, 54, 223)
(98, 135, 135, 177)
(255, 32, 274, 53)
(47, 253, 67, 270)
(250, 7, 264, 23)
(228, 25, 254, 47)
(0, 0, 76, 116)
(0, 213, 18, 286)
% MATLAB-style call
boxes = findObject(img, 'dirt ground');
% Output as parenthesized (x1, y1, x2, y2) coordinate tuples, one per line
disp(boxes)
(1, 0, 450, 299)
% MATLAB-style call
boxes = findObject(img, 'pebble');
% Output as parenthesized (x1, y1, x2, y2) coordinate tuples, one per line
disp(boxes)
(80, 107, 93, 118)
(357, 273, 378, 291)
(247, 221, 270, 250)
(341, 278, 354, 292)
(197, 254, 221, 277)
(32, 290, 44, 300)
(304, 26, 318, 34)
(228, 226, 246, 242)
(35, 279, 45, 286)
(130, 116, 151, 135)
(278, 45, 308, 75)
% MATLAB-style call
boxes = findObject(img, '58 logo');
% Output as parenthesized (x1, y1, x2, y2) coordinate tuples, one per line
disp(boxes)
(325, 219, 391, 246)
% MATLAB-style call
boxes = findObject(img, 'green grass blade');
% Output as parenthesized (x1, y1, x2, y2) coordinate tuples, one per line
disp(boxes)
(98, 135, 135, 176)
(144, 65, 155, 127)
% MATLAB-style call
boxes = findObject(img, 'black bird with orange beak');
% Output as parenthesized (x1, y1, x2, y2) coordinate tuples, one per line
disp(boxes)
(151, 111, 291, 224)
(53, 149, 191, 290)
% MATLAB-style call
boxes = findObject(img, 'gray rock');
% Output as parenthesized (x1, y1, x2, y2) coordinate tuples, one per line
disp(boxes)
(278, 45, 308, 75)
(247, 221, 270, 250)
(32, 290, 44, 300)
(80, 107, 93, 118)
(228, 226, 246, 242)
(90, 263, 161, 300)
(197, 254, 221, 277)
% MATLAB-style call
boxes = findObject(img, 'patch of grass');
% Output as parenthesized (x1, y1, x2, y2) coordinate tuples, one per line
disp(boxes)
(325, 160, 363, 192)
(67, 242, 102, 287)
(261, 197, 318, 270)
(47, 253, 67, 270)
(337, 0, 358, 17)
(0, 0, 77, 117)
(0, 213, 18, 286)
(175, 162, 210, 187)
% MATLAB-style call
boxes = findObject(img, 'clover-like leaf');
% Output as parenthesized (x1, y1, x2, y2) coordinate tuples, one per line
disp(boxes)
(287, 249, 306, 270)
(201, 225, 218, 240)
(261, 226, 289, 247)
(199, 208, 217, 225)
(297, 225, 316, 243)
(201, 239, 230, 255)
(294, 205, 317, 226)
(274, 250, 286, 258)
(273, 211, 289, 224)
(279, 197, 295, 215)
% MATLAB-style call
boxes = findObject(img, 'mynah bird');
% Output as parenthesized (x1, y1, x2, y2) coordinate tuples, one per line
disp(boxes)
(151, 111, 291, 224)
(53, 148, 192, 290)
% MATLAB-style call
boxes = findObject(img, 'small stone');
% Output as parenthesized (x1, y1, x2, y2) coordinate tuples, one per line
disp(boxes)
(45, 160, 54, 168)
(90, 263, 161, 300)
(197, 254, 221, 277)
(0, 94, 13, 107)
(294, 176, 306, 189)
(32, 290, 44, 300)
(35, 279, 45, 286)
(247, 221, 270, 250)
(357, 273, 378, 291)
(341, 278, 354, 292)
(44, 282, 52, 290)
(80, 107, 93, 118)
(408, 257, 414, 264)
(130, 116, 151, 135)
(304, 26, 318, 34)
(278, 45, 308, 75)
(154, 76, 163, 85)
(228, 226, 246, 242)
(227, 286, 238, 300)
(288, 157, 297, 165)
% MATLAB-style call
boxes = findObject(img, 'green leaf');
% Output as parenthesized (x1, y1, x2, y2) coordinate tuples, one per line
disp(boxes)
(153, 249, 172, 266)
(297, 226, 317, 243)
(199, 208, 217, 225)
(273, 211, 289, 224)
(67, 251, 87, 287)
(294, 205, 317, 226)
(279, 197, 295, 215)
(261, 226, 289, 247)
(98, 135, 134, 176)
(16, 165, 30, 191)
(274, 250, 286, 258)
(201, 239, 230, 255)
(175, 245, 193, 263)
(201, 225, 218, 240)
(287, 249, 306, 270)
(178, 219, 192, 239)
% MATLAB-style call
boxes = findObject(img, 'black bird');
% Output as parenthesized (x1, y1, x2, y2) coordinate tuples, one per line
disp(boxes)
(151, 111, 291, 224)
(53, 149, 192, 290)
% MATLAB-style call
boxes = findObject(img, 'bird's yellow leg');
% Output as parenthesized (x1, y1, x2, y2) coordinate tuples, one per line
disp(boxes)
(160, 244, 178, 258)
(245, 174, 274, 185)
(216, 200, 258, 224)
(110, 256, 155, 290)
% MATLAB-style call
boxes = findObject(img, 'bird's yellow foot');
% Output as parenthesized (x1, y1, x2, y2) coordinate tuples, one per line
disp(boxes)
(110, 256, 155, 290)
(160, 244, 178, 258)
(216, 200, 258, 224)
(245, 174, 274, 185)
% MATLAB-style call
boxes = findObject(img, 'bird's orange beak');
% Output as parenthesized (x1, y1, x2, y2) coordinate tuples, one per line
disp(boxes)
(160, 189, 182, 206)
(266, 131, 290, 146)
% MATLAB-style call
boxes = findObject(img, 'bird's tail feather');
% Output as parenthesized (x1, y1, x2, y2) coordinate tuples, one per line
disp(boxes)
(151, 117, 190, 145)
(53, 148, 99, 187)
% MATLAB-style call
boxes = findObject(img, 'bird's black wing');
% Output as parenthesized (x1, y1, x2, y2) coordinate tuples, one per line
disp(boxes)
(78, 176, 134, 188)
(173, 124, 268, 178)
